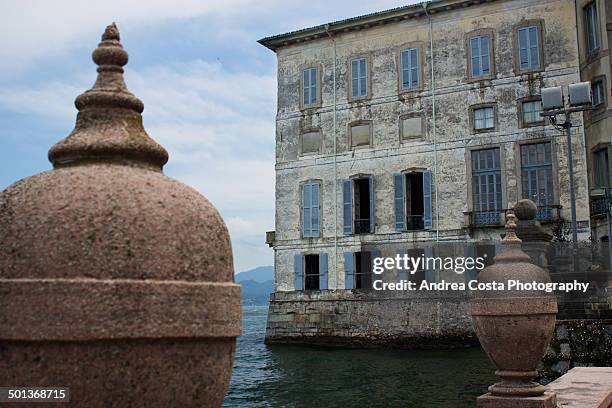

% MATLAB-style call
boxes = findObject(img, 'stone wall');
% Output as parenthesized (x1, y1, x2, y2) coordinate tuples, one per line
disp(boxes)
(539, 319, 612, 382)
(265, 290, 477, 347)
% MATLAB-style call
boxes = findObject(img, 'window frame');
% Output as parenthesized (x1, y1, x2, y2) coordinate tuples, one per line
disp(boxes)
(465, 145, 507, 227)
(593, 146, 611, 188)
(591, 78, 606, 108)
(300, 180, 322, 238)
(348, 54, 372, 102)
(518, 96, 544, 128)
(299, 128, 322, 156)
(348, 120, 373, 149)
(584, 1, 600, 55)
(513, 20, 545, 74)
(519, 142, 556, 219)
(397, 43, 424, 94)
(465, 29, 495, 81)
(399, 113, 424, 142)
(470, 103, 497, 133)
(299, 64, 322, 110)
(470, 147, 503, 226)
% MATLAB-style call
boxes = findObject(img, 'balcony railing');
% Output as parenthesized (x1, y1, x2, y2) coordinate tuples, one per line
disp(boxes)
(354, 219, 372, 234)
(468, 205, 561, 227)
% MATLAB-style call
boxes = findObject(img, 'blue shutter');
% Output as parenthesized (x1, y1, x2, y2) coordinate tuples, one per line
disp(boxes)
(302, 184, 311, 237)
(360, 58, 367, 96)
(310, 68, 317, 104)
(368, 175, 375, 233)
(294, 254, 303, 290)
(344, 252, 355, 289)
(470, 37, 480, 77)
(394, 173, 405, 231)
(424, 247, 435, 283)
(518, 28, 529, 69)
(396, 249, 408, 282)
(319, 253, 328, 290)
(312, 183, 320, 237)
(529, 27, 539, 68)
(422, 171, 432, 230)
(481, 35, 490, 74)
(343, 180, 353, 235)
(411, 48, 419, 88)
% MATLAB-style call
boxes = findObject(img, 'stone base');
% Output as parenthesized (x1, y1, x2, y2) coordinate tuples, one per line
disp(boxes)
(477, 392, 556, 408)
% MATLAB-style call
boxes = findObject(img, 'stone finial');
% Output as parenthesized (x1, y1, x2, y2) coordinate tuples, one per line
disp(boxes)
(503, 213, 522, 244)
(514, 199, 538, 221)
(48, 23, 169, 169)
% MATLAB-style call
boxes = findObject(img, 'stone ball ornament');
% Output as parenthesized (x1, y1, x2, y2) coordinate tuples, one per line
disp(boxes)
(0, 23, 241, 407)
(471, 213, 558, 407)
(513, 199, 538, 221)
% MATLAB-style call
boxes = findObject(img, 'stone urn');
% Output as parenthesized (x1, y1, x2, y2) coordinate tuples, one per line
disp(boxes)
(471, 214, 557, 407)
(0, 24, 241, 407)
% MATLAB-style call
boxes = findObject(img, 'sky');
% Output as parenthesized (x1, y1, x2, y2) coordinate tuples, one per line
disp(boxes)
(0, 0, 421, 273)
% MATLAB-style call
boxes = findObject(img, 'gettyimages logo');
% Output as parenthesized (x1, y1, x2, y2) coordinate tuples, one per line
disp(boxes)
(372, 253, 486, 275)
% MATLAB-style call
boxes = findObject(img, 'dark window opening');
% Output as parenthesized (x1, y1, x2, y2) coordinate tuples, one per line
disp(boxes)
(304, 254, 320, 290)
(406, 173, 424, 230)
(354, 178, 372, 234)
(355, 251, 373, 289)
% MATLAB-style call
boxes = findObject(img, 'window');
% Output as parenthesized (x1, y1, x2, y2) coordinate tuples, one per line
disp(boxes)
(585, 2, 600, 54)
(400, 115, 422, 140)
(521, 99, 543, 125)
(471, 148, 502, 225)
(344, 250, 380, 289)
(517, 25, 541, 70)
(592, 80, 605, 107)
(301, 131, 320, 154)
(594, 148, 610, 188)
(303, 67, 318, 106)
(394, 171, 432, 231)
(351, 57, 368, 98)
(343, 176, 374, 235)
(400, 48, 420, 90)
(469, 34, 491, 78)
(302, 182, 320, 238)
(294, 253, 328, 291)
(473, 106, 495, 130)
(350, 122, 372, 147)
(521, 143, 554, 220)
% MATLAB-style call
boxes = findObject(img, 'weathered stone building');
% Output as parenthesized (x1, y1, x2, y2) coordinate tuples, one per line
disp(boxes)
(259, 0, 609, 345)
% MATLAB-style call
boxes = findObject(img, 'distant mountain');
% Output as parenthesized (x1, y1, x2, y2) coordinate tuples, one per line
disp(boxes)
(235, 266, 273, 283)
(240, 279, 275, 306)
(235, 266, 274, 306)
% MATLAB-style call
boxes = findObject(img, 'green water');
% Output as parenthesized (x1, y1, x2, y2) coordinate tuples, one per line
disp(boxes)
(224, 306, 496, 407)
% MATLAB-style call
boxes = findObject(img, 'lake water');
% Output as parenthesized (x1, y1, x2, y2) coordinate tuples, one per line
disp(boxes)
(223, 305, 497, 407)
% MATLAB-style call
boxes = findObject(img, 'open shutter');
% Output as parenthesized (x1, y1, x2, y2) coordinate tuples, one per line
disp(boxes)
(422, 171, 433, 230)
(343, 180, 353, 235)
(369, 176, 375, 233)
(319, 253, 328, 290)
(294, 254, 303, 290)
(344, 252, 355, 289)
(394, 173, 405, 231)
(424, 247, 435, 283)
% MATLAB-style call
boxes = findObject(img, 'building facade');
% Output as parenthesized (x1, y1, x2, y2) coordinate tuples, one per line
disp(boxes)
(259, 0, 609, 345)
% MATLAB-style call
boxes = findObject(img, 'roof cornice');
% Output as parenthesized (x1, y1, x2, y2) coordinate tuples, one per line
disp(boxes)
(258, 0, 500, 52)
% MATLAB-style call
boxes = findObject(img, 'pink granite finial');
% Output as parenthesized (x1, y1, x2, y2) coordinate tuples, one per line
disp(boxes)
(48, 23, 169, 169)
(503, 213, 522, 244)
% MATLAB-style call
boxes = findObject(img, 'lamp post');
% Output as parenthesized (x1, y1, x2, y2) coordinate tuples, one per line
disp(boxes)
(540, 82, 593, 243)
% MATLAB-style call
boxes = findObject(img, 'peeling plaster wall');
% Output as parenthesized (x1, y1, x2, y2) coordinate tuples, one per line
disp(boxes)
(272, 0, 590, 292)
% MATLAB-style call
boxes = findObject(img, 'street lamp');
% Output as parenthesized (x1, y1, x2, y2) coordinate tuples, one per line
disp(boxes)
(540, 82, 593, 243)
